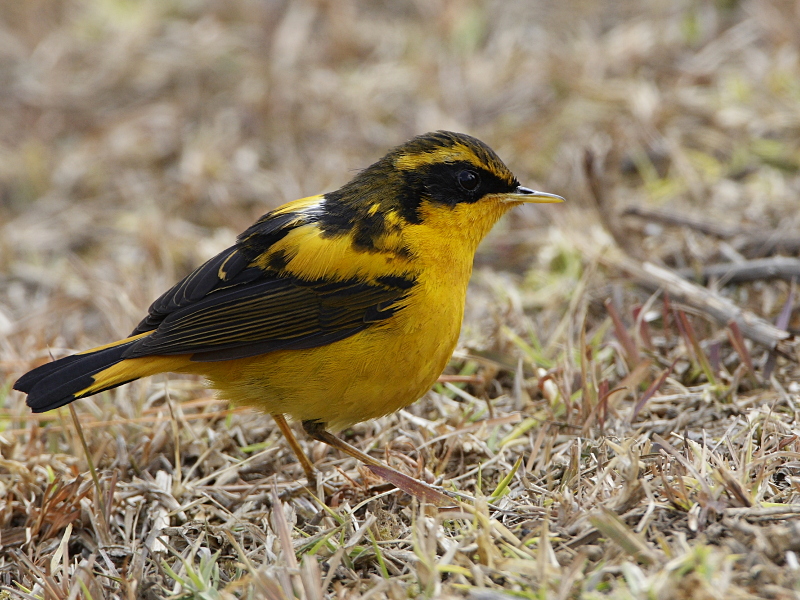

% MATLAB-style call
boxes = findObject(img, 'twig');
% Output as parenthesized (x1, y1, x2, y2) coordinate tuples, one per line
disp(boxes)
(622, 205, 800, 258)
(732, 232, 800, 258)
(676, 256, 800, 284)
(587, 247, 794, 353)
(724, 505, 800, 519)
(69, 404, 111, 545)
(622, 205, 742, 238)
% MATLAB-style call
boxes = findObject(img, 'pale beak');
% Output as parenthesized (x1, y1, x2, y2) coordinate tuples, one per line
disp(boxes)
(502, 185, 565, 203)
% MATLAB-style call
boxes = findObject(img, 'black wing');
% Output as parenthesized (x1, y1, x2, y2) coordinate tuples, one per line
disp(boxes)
(131, 211, 299, 334)
(125, 211, 415, 362)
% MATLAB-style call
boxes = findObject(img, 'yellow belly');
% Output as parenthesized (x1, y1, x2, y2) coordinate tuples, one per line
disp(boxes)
(185, 274, 467, 431)
(176, 206, 492, 430)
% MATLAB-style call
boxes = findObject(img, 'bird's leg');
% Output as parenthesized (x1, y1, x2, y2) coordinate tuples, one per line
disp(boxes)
(301, 420, 451, 506)
(272, 413, 318, 485)
(302, 420, 384, 468)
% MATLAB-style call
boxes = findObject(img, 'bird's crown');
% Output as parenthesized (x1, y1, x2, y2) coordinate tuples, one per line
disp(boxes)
(388, 130, 518, 188)
(325, 131, 520, 227)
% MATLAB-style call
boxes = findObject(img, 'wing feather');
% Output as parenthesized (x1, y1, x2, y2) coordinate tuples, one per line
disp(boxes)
(123, 204, 416, 362)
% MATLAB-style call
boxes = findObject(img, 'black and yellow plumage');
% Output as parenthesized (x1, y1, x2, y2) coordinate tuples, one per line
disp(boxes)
(14, 131, 562, 486)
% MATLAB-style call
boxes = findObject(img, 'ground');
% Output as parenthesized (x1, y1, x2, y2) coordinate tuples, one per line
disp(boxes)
(1, 0, 800, 598)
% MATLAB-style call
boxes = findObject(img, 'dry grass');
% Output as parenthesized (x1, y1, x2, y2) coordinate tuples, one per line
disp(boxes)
(2, 0, 800, 597)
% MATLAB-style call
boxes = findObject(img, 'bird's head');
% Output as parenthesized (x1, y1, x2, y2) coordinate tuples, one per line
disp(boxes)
(319, 131, 563, 256)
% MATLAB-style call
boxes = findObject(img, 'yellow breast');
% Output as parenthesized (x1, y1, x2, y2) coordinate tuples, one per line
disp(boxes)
(192, 254, 467, 430)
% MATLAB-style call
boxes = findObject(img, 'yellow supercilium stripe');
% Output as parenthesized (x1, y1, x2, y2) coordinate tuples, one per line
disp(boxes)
(394, 145, 481, 171)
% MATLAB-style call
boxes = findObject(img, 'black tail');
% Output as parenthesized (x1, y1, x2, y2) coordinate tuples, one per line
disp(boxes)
(14, 342, 135, 413)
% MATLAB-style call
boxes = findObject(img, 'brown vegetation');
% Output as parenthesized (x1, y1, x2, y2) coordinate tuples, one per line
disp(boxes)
(1, 0, 800, 597)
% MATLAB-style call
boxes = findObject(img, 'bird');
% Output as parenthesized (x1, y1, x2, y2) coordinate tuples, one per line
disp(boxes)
(14, 130, 563, 499)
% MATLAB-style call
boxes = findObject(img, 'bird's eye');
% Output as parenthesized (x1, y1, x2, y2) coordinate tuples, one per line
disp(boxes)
(457, 170, 480, 191)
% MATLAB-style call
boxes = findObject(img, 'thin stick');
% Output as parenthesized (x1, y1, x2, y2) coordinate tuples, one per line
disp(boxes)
(165, 386, 182, 494)
(622, 206, 800, 257)
(676, 256, 800, 285)
(69, 403, 110, 543)
(584, 244, 793, 353)
(622, 205, 741, 238)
